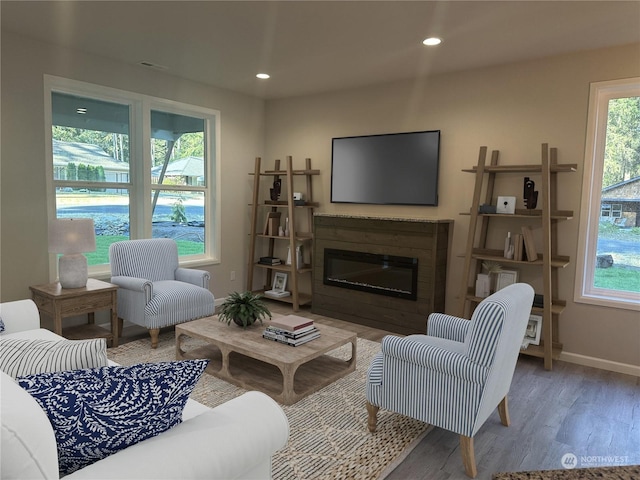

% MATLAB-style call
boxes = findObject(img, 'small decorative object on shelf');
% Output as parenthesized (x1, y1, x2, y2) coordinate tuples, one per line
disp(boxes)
(482, 261, 502, 294)
(218, 291, 272, 328)
(496, 196, 516, 214)
(523, 177, 538, 209)
(269, 178, 281, 201)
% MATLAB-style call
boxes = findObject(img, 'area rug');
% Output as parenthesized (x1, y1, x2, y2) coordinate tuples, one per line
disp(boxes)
(108, 332, 432, 480)
(492, 465, 640, 479)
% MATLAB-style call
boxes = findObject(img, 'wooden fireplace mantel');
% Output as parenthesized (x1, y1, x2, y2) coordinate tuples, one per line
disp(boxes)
(312, 214, 452, 335)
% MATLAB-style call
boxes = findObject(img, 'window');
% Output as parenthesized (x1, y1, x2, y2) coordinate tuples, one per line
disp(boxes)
(575, 78, 640, 310)
(600, 204, 622, 220)
(45, 76, 220, 278)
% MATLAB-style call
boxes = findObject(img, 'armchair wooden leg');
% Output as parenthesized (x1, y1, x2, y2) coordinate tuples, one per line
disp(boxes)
(498, 396, 510, 427)
(460, 435, 477, 478)
(149, 328, 160, 349)
(366, 401, 379, 433)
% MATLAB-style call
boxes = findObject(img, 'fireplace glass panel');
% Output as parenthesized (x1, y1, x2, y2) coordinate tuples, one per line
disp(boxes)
(323, 248, 418, 300)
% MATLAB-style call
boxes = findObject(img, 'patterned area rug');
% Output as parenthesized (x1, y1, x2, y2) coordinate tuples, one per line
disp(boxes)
(108, 332, 432, 480)
(492, 465, 640, 479)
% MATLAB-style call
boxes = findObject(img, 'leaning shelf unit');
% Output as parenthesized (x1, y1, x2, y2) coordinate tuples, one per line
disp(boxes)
(246, 156, 319, 311)
(459, 143, 576, 370)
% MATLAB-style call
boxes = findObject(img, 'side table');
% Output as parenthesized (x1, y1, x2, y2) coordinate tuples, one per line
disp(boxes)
(30, 278, 119, 347)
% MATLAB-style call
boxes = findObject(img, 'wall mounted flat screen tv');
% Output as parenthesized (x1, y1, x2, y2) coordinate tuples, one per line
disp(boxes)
(331, 130, 440, 206)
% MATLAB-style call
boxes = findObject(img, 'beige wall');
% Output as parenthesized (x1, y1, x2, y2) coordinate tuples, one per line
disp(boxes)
(264, 43, 640, 367)
(1, 31, 264, 303)
(1, 29, 638, 368)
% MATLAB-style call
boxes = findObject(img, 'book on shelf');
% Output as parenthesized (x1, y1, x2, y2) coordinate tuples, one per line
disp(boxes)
(262, 331, 320, 347)
(521, 226, 538, 262)
(513, 233, 524, 261)
(265, 325, 318, 339)
(270, 314, 314, 332)
(264, 289, 290, 298)
(259, 256, 281, 265)
(263, 211, 281, 236)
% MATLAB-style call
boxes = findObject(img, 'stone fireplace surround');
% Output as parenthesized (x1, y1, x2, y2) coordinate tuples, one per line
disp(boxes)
(312, 214, 451, 335)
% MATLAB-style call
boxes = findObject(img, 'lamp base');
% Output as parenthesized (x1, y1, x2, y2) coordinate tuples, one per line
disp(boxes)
(58, 254, 88, 289)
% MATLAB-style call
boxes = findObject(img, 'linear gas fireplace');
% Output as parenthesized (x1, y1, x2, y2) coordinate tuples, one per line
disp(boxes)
(323, 248, 418, 301)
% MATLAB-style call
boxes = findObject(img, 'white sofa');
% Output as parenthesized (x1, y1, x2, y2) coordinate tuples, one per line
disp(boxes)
(0, 299, 290, 480)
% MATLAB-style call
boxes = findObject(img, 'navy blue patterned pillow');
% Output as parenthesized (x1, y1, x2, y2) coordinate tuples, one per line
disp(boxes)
(18, 359, 209, 476)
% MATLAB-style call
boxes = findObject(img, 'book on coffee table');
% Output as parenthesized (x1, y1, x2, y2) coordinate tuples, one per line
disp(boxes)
(270, 314, 314, 332)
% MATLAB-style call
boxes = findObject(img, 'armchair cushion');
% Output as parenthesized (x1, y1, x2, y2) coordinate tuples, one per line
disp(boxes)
(145, 281, 215, 328)
(18, 359, 209, 477)
(0, 338, 108, 379)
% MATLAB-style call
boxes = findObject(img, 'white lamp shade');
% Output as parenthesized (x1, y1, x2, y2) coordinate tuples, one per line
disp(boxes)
(48, 218, 96, 254)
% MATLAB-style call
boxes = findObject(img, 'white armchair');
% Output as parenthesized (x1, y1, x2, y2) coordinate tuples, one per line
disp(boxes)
(109, 239, 215, 348)
(366, 283, 535, 478)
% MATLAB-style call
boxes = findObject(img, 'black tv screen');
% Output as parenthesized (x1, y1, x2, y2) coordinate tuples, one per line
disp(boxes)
(331, 130, 440, 206)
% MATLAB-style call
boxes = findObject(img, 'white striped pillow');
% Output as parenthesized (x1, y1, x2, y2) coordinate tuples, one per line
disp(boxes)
(0, 338, 108, 378)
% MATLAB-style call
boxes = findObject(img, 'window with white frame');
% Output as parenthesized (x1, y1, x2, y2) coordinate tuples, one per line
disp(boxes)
(575, 78, 640, 310)
(45, 76, 220, 276)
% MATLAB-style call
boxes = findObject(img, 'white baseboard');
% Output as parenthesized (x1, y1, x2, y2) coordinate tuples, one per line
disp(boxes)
(559, 351, 640, 377)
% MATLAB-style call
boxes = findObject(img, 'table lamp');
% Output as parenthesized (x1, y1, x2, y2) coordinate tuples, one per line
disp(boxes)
(48, 218, 96, 289)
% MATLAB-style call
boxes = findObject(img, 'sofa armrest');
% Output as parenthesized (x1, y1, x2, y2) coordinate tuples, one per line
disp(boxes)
(381, 335, 487, 384)
(175, 268, 210, 289)
(110, 276, 152, 303)
(0, 300, 41, 334)
(65, 391, 289, 480)
(427, 312, 471, 342)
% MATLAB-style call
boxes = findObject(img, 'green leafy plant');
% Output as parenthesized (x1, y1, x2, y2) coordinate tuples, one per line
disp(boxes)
(218, 291, 272, 328)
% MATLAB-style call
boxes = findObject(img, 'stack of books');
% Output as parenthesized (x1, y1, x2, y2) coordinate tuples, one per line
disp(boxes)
(263, 315, 320, 347)
(259, 256, 281, 265)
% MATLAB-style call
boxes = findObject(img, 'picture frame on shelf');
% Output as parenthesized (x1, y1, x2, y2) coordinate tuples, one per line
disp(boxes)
(272, 272, 288, 293)
(496, 270, 518, 291)
(524, 315, 542, 346)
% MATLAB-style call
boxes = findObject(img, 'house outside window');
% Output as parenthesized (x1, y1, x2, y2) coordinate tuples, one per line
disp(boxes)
(45, 76, 220, 278)
(575, 78, 640, 311)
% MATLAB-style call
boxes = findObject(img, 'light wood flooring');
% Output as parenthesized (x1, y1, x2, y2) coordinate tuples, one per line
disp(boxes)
(117, 300, 640, 480)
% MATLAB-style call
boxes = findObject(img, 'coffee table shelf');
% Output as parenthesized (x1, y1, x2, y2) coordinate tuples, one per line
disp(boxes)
(176, 315, 357, 405)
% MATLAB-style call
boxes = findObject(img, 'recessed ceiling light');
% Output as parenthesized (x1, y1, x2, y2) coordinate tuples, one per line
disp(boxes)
(422, 37, 442, 46)
(256, 73, 270, 79)
(76, 108, 87, 114)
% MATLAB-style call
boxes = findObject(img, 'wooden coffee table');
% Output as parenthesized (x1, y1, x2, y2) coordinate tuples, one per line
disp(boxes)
(175, 315, 357, 405)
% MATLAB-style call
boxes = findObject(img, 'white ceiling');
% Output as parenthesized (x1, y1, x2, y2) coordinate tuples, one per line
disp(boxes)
(2, 1, 639, 99)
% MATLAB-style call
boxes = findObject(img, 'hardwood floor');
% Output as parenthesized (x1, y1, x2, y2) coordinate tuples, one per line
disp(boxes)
(117, 301, 640, 480)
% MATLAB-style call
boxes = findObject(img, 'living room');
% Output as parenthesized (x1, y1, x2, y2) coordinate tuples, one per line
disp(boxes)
(1, 2, 639, 478)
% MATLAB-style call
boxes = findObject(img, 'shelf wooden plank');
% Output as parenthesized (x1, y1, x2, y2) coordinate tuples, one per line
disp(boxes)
(460, 209, 573, 220)
(465, 293, 566, 315)
(254, 263, 313, 274)
(261, 169, 320, 175)
(462, 163, 577, 173)
(471, 248, 570, 268)
(254, 289, 313, 306)
(519, 342, 563, 360)
(259, 201, 320, 208)
(256, 233, 313, 242)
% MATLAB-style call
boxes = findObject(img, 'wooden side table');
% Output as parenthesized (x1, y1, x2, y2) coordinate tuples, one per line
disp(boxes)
(30, 278, 119, 347)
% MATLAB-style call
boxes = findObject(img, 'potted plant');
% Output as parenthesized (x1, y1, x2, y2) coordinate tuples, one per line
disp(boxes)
(218, 291, 272, 328)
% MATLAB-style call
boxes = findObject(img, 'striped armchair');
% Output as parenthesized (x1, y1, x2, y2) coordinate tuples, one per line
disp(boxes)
(109, 239, 215, 348)
(366, 283, 534, 478)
